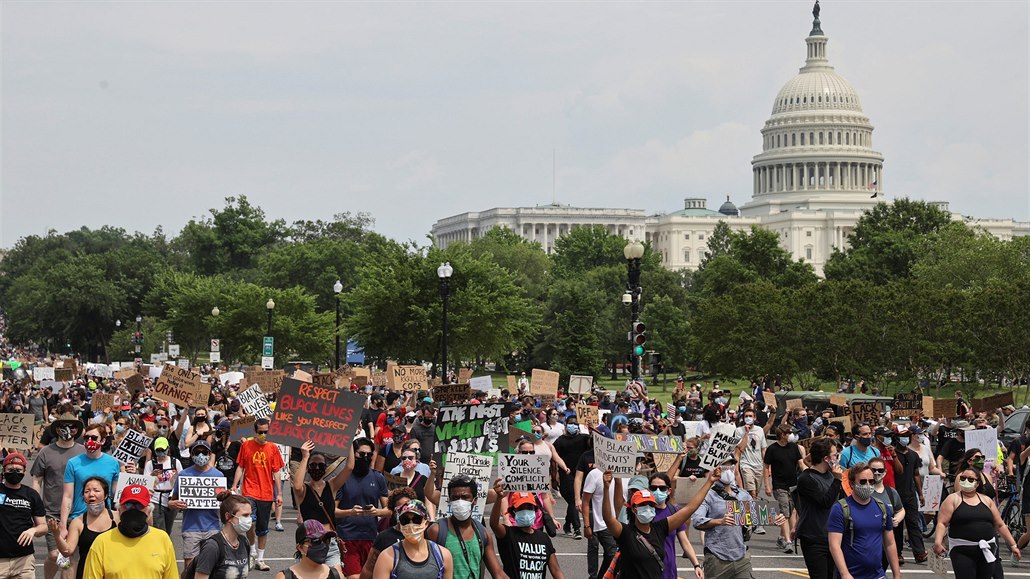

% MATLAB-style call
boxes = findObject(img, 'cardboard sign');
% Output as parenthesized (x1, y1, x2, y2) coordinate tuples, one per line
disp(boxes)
(592, 432, 638, 477)
(435, 403, 509, 456)
(615, 433, 685, 454)
(54, 368, 74, 382)
(63, 358, 78, 376)
(506, 375, 517, 391)
(246, 370, 285, 394)
(0, 413, 34, 450)
(727, 500, 776, 526)
(385, 473, 409, 491)
(154, 365, 210, 407)
(267, 378, 365, 456)
(892, 392, 923, 416)
(115, 473, 156, 502)
(372, 369, 388, 388)
(497, 453, 550, 492)
(440, 452, 492, 521)
(237, 384, 273, 419)
(785, 399, 803, 411)
(699, 423, 741, 471)
(388, 365, 428, 392)
(230, 415, 258, 438)
(830, 394, 848, 408)
(674, 476, 710, 505)
(923, 396, 935, 418)
(569, 375, 593, 395)
(111, 429, 153, 464)
(576, 404, 600, 427)
(433, 383, 472, 405)
(91, 393, 117, 411)
(972, 392, 1014, 414)
(653, 453, 678, 473)
(763, 392, 777, 408)
(114, 368, 138, 381)
(126, 374, 145, 398)
(530, 369, 559, 406)
(311, 373, 337, 387)
(32, 367, 55, 381)
(920, 474, 944, 513)
(468, 376, 492, 393)
(849, 401, 883, 426)
(178, 475, 228, 509)
(458, 368, 473, 384)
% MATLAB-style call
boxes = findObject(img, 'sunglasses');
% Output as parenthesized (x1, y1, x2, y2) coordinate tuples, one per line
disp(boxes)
(959, 476, 978, 483)
(649, 485, 668, 491)
(83, 435, 102, 441)
(306, 536, 333, 545)
(870, 468, 885, 474)
(399, 515, 425, 525)
(855, 480, 875, 486)
(518, 450, 536, 455)
(255, 430, 269, 435)
(356, 452, 374, 459)
(401, 455, 417, 460)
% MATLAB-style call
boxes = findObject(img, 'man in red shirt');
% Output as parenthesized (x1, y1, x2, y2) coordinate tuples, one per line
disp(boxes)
(231, 418, 284, 571)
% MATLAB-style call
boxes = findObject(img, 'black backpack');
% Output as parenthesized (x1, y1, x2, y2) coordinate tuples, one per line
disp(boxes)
(181, 533, 228, 579)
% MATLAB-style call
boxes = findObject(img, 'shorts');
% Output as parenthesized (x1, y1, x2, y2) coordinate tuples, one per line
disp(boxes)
(182, 530, 219, 559)
(248, 498, 273, 536)
(0, 555, 35, 579)
(342, 540, 373, 576)
(45, 526, 58, 552)
(739, 467, 763, 495)
(773, 488, 794, 518)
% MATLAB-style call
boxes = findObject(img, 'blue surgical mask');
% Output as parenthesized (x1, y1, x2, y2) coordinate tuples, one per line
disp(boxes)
(533, 432, 543, 440)
(652, 490, 668, 504)
(566, 424, 579, 435)
(635, 505, 656, 524)
(514, 509, 536, 528)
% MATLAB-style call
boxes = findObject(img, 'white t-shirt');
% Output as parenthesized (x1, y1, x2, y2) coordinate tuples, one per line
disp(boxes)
(734, 424, 768, 470)
(582, 468, 616, 532)
(542, 422, 564, 443)
(912, 443, 934, 479)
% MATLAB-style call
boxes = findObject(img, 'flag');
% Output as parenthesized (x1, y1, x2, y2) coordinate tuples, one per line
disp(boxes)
(867, 180, 878, 189)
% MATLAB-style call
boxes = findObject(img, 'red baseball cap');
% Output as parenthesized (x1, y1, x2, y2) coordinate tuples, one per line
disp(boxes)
(119, 484, 151, 507)
(510, 492, 536, 510)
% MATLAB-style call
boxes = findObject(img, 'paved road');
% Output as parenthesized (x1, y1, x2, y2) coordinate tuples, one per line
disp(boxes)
(28, 497, 1023, 578)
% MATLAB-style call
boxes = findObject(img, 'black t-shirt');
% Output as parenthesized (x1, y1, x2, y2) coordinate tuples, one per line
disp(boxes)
(616, 518, 669, 579)
(764, 442, 802, 490)
(0, 484, 46, 558)
(215, 439, 242, 482)
(195, 532, 250, 579)
(373, 527, 404, 551)
(939, 437, 965, 478)
(575, 451, 596, 477)
(667, 422, 687, 437)
(795, 468, 843, 541)
(553, 434, 590, 473)
(678, 456, 705, 479)
(893, 447, 922, 498)
(498, 527, 555, 579)
(362, 408, 384, 436)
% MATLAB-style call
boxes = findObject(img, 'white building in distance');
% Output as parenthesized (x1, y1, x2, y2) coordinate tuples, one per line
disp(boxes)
(431, 5, 1028, 276)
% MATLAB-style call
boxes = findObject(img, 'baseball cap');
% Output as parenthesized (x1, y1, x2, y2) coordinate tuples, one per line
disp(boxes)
(154, 437, 170, 450)
(627, 475, 649, 494)
(397, 499, 430, 519)
(3, 452, 27, 468)
(120, 484, 151, 507)
(216, 418, 231, 432)
(629, 489, 658, 507)
(295, 519, 336, 544)
(190, 440, 212, 453)
(510, 492, 536, 510)
(874, 426, 892, 437)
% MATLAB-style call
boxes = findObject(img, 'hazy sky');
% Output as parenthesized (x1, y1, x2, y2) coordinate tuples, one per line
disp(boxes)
(2, 1, 1027, 248)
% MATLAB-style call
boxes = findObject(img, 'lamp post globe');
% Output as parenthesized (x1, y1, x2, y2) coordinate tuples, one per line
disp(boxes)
(211, 307, 219, 317)
(333, 280, 343, 369)
(437, 262, 453, 383)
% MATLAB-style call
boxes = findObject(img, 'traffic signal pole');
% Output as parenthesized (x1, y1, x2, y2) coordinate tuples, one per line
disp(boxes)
(627, 256, 643, 382)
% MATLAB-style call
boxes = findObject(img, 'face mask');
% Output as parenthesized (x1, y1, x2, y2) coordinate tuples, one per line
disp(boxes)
(973, 458, 985, 469)
(858, 437, 872, 447)
(386, 416, 396, 426)
(678, 406, 686, 414)
(401, 458, 417, 471)
(118, 508, 149, 538)
(401, 522, 427, 543)
(686, 449, 699, 459)
(305, 541, 331, 564)
(115, 425, 126, 434)
(85, 439, 103, 453)
(873, 471, 885, 483)
(195, 416, 206, 423)
(353, 456, 372, 476)
(155, 451, 167, 459)
(192, 454, 210, 468)
(57, 427, 74, 441)
(308, 463, 327, 481)
(652, 490, 668, 504)
(533, 432, 543, 440)
(566, 424, 579, 435)
(514, 509, 536, 528)
(87, 502, 104, 515)
(451, 499, 473, 522)
(898, 437, 910, 446)
(635, 505, 656, 524)
(787, 433, 799, 443)
(232, 515, 253, 534)
(882, 437, 892, 446)
(254, 433, 266, 443)
(852, 484, 875, 500)
(157, 427, 169, 435)
(720, 470, 736, 486)
(959, 479, 978, 492)
(744, 417, 755, 426)
(421, 417, 434, 426)
(3, 472, 24, 485)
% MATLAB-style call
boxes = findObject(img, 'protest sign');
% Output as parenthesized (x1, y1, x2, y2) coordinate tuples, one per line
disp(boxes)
(433, 382, 471, 405)
(486, 388, 501, 399)
(653, 453, 678, 473)
(440, 452, 492, 521)
(615, 433, 685, 454)
(429, 377, 442, 389)
(54, 368, 74, 382)
(237, 384, 273, 419)
(569, 375, 592, 395)
(674, 476, 709, 505)
(154, 365, 210, 407)
(435, 403, 509, 456)
(111, 429, 153, 464)
(576, 404, 600, 427)
(964, 428, 999, 468)
(849, 401, 883, 425)
(932, 398, 954, 419)
(972, 392, 1014, 414)
(32, 367, 55, 381)
(531, 369, 559, 406)
(468, 376, 492, 393)
(829, 394, 848, 408)
(726, 500, 776, 526)
(63, 358, 78, 376)
(592, 432, 638, 477)
(385, 473, 409, 492)
(125, 374, 145, 398)
(923, 396, 935, 418)
(219, 371, 244, 386)
(277, 444, 291, 481)
(40, 380, 65, 393)
(115, 474, 155, 502)
(892, 392, 923, 416)
(90, 393, 117, 411)
(785, 399, 803, 411)
(458, 368, 473, 384)
(0, 413, 33, 450)
(929, 551, 949, 576)
(763, 392, 777, 408)
(920, 474, 944, 513)
(268, 378, 366, 456)
(178, 475, 228, 509)
(231, 415, 257, 438)
(497, 453, 550, 492)
(114, 368, 138, 381)
(351, 367, 371, 381)
(311, 373, 337, 387)
(246, 370, 285, 394)
(387, 365, 428, 392)
(699, 423, 741, 471)
(506, 375, 517, 391)
(372, 369, 388, 388)
(148, 365, 163, 380)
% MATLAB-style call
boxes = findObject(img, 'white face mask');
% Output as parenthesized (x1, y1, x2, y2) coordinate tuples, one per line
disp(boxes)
(233, 515, 253, 534)
(720, 469, 736, 486)
(744, 417, 755, 426)
(788, 433, 799, 443)
(450, 499, 473, 522)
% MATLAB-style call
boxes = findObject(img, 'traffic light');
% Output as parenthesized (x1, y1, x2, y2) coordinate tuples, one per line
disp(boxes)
(631, 321, 646, 356)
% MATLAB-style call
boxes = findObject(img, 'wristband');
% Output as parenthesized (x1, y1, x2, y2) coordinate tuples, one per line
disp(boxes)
(694, 564, 702, 569)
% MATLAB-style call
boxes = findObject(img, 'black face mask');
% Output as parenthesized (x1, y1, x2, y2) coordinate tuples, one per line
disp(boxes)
(353, 456, 372, 476)
(308, 463, 327, 481)
(3, 472, 24, 486)
(119, 509, 149, 538)
(307, 541, 331, 564)
(421, 417, 434, 426)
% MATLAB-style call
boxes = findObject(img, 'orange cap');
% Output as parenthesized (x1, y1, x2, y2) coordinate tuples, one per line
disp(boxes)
(629, 489, 658, 507)
(510, 492, 536, 510)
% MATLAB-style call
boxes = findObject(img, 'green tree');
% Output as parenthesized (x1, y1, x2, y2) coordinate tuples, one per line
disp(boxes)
(641, 294, 691, 373)
(174, 195, 285, 275)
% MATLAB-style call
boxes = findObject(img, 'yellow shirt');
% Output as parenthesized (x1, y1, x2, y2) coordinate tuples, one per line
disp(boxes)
(83, 527, 178, 579)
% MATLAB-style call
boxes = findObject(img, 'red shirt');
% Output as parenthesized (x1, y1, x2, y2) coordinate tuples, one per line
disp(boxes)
(236, 439, 284, 501)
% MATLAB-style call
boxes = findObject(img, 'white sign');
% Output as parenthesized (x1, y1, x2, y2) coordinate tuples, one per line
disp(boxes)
(115, 473, 156, 501)
(178, 475, 228, 509)
(168, 345, 180, 357)
(920, 474, 944, 513)
(699, 423, 741, 471)
(498, 453, 549, 492)
(569, 375, 593, 395)
(210, 352, 221, 364)
(210, 339, 220, 352)
(219, 371, 244, 386)
(441, 452, 492, 522)
(486, 388, 501, 399)
(32, 367, 55, 381)
(89, 364, 114, 379)
(964, 428, 999, 470)
(177, 358, 190, 370)
(148, 365, 163, 380)
(237, 384, 273, 419)
(261, 356, 274, 370)
(278, 444, 291, 482)
(592, 432, 639, 477)
(468, 376, 493, 392)
(111, 429, 153, 465)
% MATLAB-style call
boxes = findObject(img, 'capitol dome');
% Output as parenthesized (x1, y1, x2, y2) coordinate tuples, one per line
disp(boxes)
(772, 69, 862, 115)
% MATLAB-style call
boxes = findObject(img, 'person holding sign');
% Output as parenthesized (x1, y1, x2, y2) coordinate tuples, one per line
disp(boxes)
(48, 476, 115, 579)
(489, 487, 564, 579)
(169, 440, 224, 568)
(143, 437, 183, 535)
(0, 452, 47, 579)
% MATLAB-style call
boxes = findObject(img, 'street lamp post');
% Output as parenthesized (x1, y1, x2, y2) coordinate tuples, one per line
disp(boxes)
(333, 280, 343, 369)
(266, 299, 275, 335)
(211, 307, 220, 365)
(134, 315, 143, 356)
(624, 240, 645, 382)
(437, 262, 453, 384)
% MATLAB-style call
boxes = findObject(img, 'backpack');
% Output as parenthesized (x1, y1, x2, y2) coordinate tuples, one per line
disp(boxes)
(391, 541, 444, 579)
(436, 516, 489, 554)
(837, 497, 888, 547)
(180, 533, 228, 579)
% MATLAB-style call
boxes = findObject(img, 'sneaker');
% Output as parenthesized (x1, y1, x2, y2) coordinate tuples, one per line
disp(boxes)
(754, 526, 766, 535)
(563, 528, 575, 537)
(573, 529, 583, 540)
(777, 537, 793, 554)
(915, 552, 929, 564)
(254, 561, 271, 572)
(274, 521, 284, 532)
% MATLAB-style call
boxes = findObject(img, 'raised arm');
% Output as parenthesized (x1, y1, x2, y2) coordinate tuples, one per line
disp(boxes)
(489, 478, 507, 540)
(600, 471, 623, 538)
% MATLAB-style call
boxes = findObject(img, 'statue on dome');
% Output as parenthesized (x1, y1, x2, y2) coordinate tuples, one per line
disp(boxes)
(813, 0, 820, 20)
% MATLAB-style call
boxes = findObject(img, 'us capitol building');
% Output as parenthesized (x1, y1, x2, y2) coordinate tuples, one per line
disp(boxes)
(431, 4, 1029, 276)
